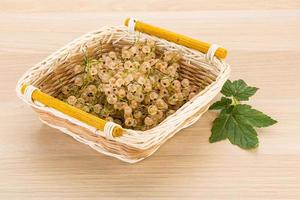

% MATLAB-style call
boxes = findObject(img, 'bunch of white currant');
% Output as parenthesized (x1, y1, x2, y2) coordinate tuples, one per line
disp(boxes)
(59, 40, 199, 130)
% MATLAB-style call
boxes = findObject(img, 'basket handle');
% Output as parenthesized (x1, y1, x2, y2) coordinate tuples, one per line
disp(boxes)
(20, 84, 123, 138)
(124, 18, 227, 60)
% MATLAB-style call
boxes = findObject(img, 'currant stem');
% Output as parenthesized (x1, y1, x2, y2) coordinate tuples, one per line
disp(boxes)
(232, 97, 240, 106)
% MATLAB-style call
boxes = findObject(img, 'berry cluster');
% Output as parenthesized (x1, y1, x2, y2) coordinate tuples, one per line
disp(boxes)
(58, 40, 199, 130)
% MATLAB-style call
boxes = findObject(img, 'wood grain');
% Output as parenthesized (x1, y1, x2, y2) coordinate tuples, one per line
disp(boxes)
(0, 1, 300, 199)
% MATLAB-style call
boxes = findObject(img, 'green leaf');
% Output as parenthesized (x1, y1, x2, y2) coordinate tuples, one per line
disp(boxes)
(226, 117, 259, 149)
(209, 97, 232, 110)
(221, 79, 258, 101)
(233, 104, 277, 128)
(209, 79, 277, 150)
(209, 106, 259, 149)
(209, 109, 231, 142)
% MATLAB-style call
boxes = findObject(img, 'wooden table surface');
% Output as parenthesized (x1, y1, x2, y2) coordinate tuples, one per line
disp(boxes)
(1, 1, 300, 199)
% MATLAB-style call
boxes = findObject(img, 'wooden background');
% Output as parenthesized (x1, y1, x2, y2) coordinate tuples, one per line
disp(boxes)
(1, 0, 300, 199)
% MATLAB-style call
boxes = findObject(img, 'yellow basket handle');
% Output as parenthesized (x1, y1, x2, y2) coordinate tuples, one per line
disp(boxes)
(124, 18, 227, 60)
(21, 84, 123, 138)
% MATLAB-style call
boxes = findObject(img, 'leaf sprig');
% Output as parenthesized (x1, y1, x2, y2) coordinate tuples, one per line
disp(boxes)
(209, 80, 277, 149)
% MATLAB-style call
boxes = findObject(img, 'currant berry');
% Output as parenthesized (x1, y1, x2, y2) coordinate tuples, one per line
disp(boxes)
(93, 104, 102, 114)
(125, 117, 136, 127)
(67, 95, 77, 105)
(144, 116, 154, 126)
(74, 76, 83, 86)
(181, 78, 190, 88)
(148, 105, 158, 115)
(142, 45, 151, 54)
(133, 110, 142, 119)
(107, 94, 118, 104)
(160, 77, 171, 88)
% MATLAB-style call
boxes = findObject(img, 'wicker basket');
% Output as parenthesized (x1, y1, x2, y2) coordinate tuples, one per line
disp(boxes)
(16, 18, 230, 163)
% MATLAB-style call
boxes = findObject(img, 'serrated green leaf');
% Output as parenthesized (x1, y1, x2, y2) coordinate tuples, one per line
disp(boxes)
(227, 114, 259, 149)
(209, 97, 232, 110)
(209, 79, 277, 150)
(209, 110, 230, 142)
(209, 106, 259, 149)
(233, 104, 277, 128)
(221, 79, 258, 101)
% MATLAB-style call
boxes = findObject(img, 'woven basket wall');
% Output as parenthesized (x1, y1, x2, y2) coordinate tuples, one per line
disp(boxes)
(16, 25, 231, 163)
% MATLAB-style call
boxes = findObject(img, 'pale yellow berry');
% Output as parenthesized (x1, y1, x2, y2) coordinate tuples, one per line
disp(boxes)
(99, 73, 110, 83)
(75, 103, 84, 109)
(109, 77, 117, 85)
(124, 106, 133, 117)
(171, 80, 181, 90)
(181, 79, 190, 88)
(107, 94, 118, 104)
(182, 88, 190, 97)
(124, 60, 133, 70)
(146, 39, 155, 47)
(127, 83, 138, 93)
(160, 77, 171, 87)
(93, 104, 102, 114)
(132, 61, 140, 68)
(132, 71, 142, 80)
(129, 46, 138, 55)
(133, 110, 142, 119)
(74, 76, 83, 86)
(149, 58, 158, 66)
(163, 51, 174, 62)
(130, 100, 139, 109)
(106, 116, 114, 122)
(190, 85, 199, 93)
(137, 76, 146, 85)
(122, 50, 131, 59)
(124, 74, 134, 85)
(142, 45, 151, 54)
(159, 62, 168, 73)
(159, 88, 169, 97)
(126, 92, 135, 101)
(117, 88, 126, 98)
(134, 92, 145, 103)
(115, 78, 125, 87)
(125, 117, 135, 127)
(90, 66, 98, 75)
(149, 91, 159, 101)
(82, 105, 91, 113)
(167, 65, 177, 77)
(155, 99, 168, 110)
(67, 96, 77, 105)
(108, 51, 117, 59)
(144, 95, 151, 105)
(156, 110, 164, 120)
(148, 105, 158, 115)
(140, 62, 151, 73)
(168, 98, 177, 105)
(86, 85, 97, 94)
(148, 52, 156, 59)
(62, 86, 70, 95)
(166, 110, 176, 116)
(103, 86, 113, 96)
(77, 98, 85, 104)
(144, 81, 152, 92)
(104, 56, 113, 65)
(144, 116, 154, 126)
(133, 54, 143, 62)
